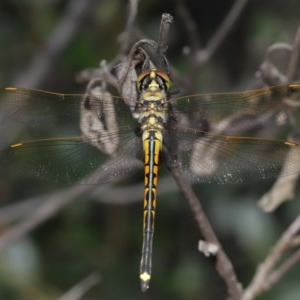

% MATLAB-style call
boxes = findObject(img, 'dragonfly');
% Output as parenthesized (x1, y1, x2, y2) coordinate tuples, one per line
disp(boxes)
(1, 69, 300, 291)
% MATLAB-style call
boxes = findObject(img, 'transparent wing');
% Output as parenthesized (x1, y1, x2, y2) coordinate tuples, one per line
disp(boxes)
(170, 83, 300, 132)
(171, 128, 300, 184)
(2, 84, 300, 186)
(165, 84, 300, 183)
(0, 87, 143, 184)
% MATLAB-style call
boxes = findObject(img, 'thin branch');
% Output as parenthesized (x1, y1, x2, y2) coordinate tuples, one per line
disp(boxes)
(242, 214, 300, 300)
(0, 185, 92, 254)
(91, 174, 176, 204)
(13, 0, 99, 88)
(0, 198, 41, 224)
(203, 0, 248, 62)
(157, 13, 173, 59)
(176, 0, 201, 52)
(58, 272, 101, 300)
(286, 24, 300, 82)
(118, 0, 140, 54)
(170, 165, 243, 300)
(177, 0, 248, 92)
(266, 247, 300, 289)
(0, 156, 143, 252)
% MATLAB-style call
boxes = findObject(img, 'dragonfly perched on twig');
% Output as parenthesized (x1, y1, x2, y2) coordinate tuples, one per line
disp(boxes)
(1, 69, 300, 291)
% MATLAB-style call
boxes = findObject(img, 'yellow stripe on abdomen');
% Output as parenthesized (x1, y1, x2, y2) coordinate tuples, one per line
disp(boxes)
(140, 129, 162, 292)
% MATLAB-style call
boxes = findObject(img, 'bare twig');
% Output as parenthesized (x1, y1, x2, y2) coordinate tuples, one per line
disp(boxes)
(157, 13, 173, 60)
(118, 0, 140, 54)
(242, 214, 300, 300)
(0, 155, 143, 252)
(91, 174, 176, 204)
(177, 0, 248, 91)
(170, 165, 243, 300)
(0, 198, 41, 224)
(0, 185, 92, 254)
(58, 272, 101, 300)
(203, 0, 248, 62)
(289, 235, 300, 247)
(176, 0, 201, 52)
(266, 247, 300, 289)
(258, 144, 300, 212)
(0, 174, 177, 227)
(13, 0, 99, 88)
(286, 25, 300, 82)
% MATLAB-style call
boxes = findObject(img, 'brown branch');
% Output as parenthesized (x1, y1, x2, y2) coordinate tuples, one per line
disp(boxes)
(0, 198, 41, 224)
(203, 0, 248, 62)
(118, 0, 140, 55)
(58, 272, 101, 300)
(13, 0, 99, 88)
(286, 24, 300, 82)
(157, 13, 173, 60)
(0, 155, 143, 252)
(170, 165, 243, 300)
(266, 247, 300, 289)
(176, 0, 201, 52)
(242, 214, 300, 300)
(177, 0, 249, 92)
(0, 185, 92, 254)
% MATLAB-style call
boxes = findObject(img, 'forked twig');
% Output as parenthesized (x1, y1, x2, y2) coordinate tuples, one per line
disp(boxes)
(0, 156, 143, 253)
(242, 214, 300, 300)
(0, 185, 92, 254)
(13, 0, 99, 89)
(177, 0, 249, 91)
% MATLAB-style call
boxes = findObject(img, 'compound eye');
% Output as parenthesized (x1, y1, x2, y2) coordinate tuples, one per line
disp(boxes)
(154, 70, 171, 91)
(137, 70, 152, 91)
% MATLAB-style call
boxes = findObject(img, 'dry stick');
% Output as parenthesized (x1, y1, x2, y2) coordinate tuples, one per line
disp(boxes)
(266, 247, 300, 288)
(0, 185, 92, 254)
(157, 13, 173, 58)
(170, 166, 243, 300)
(0, 198, 42, 224)
(77, 0, 142, 84)
(0, 175, 176, 224)
(13, 0, 99, 88)
(119, 0, 140, 54)
(126, 0, 139, 34)
(203, 0, 248, 63)
(0, 157, 143, 253)
(58, 272, 101, 300)
(177, 0, 248, 92)
(92, 175, 176, 204)
(286, 24, 300, 82)
(0, 0, 106, 252)
(176, 0, 201, 52)
(1, 0, 98, 147)
(290, 235, 300, 247)
(242, 214, 300, 300)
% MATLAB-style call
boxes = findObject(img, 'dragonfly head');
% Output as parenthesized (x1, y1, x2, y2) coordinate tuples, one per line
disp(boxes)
(137, 69, 171, 93)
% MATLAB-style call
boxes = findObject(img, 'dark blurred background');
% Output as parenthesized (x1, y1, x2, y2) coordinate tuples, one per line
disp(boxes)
(0, 0, 299, 299)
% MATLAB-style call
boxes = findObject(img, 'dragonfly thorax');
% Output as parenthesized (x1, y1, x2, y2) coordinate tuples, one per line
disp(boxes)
(133, 70, 170, 132)
(135, 97, 168, 132)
